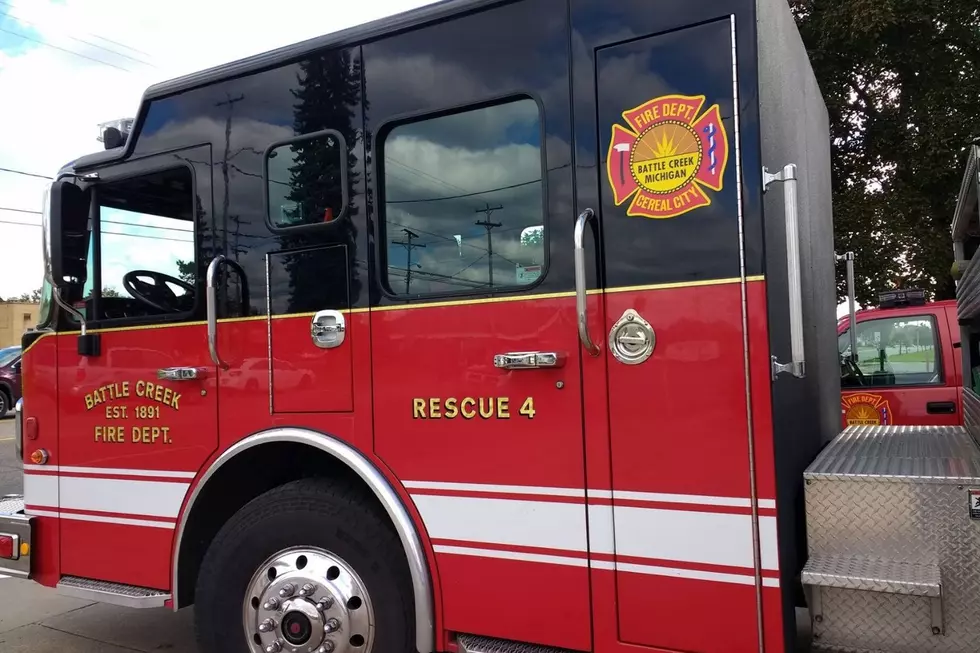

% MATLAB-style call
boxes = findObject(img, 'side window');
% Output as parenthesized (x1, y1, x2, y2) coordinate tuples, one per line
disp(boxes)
(91, 167, 197, 323)
(840, 315, 940, 387)
(265, 130, 348, 229)
(379, 97, 546, 296)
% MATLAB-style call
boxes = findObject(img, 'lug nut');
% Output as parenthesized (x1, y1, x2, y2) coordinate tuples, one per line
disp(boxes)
(318, 642, 335, 653)
(299, 582, 317, 597)
(263, 597, 280, 611)
(265, 641, 282, 653)
(278, 583, 295, 598)
(323, 618, 340, 634)
(316, 597, 334, 611)
(258, 618, 276, 633)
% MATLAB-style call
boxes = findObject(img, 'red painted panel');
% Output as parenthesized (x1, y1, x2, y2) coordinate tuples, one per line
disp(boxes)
(269, 314, 354, 413)
(20, 335, 60, 587)
(61, 520, 172, 589)
(436, 553, 591, 650)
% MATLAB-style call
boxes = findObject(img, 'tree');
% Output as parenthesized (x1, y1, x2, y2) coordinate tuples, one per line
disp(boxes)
(791, 0, 980, 305)
(4, 288, 42, 303)
(175, 259, 195, 285)
(102, 287, 122, 298)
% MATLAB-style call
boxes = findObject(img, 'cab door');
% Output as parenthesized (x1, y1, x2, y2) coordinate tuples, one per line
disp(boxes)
(839, 310, 960, 426)
(365, 1, 590, 649)
(54, 148, 217, 590)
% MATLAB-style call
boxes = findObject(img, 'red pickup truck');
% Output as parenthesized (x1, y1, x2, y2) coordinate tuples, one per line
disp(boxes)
(838, 289, 962, 427)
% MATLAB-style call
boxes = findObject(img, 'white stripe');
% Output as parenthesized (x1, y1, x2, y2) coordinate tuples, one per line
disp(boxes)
(607, 490, 776, 510)
(614, 506, 777, 570)
(414, 494, 779, 571)
(23, 464, 196, 479)
(433, 545, 588, 568)
(404, 480, 584, 497)
(412, 494, 587, 551)
(23, 510, 174, 529)
(616, 562, 779, 587)
(60, 477, 189, 519)
(24, 474, 58, 507)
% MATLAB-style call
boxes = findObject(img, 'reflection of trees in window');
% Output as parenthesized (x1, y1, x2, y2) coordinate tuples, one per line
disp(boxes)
(277, 51, 363, 315)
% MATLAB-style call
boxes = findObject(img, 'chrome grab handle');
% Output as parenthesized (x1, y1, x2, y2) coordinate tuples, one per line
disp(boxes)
(493, 352, 565, 370)
(574, 208, 601, 357)
(14, 398, 23, 460)
(157, 367, 208, 381)
(764, 164, 805, 378)
(206, 256, 230, 370)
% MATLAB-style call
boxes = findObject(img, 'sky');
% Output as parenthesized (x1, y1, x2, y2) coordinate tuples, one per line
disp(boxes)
(0, 0, 438, 300)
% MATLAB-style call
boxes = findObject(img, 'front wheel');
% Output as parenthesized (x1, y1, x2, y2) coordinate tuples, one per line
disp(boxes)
(194, 478, 415, 653)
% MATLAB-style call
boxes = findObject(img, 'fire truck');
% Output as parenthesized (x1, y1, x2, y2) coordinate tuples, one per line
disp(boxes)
(3, 0, 980, 651)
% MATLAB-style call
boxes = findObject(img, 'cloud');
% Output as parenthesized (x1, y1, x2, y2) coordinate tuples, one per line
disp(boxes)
(0, 0, 436, 299)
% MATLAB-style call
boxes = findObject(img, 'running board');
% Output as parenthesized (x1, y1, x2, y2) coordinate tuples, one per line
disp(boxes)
(457, 634, 582, 653)
(57, 576, 170, 609)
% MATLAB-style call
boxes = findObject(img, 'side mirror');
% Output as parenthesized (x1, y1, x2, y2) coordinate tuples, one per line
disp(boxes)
(44, 180, 90, 288)
(12, 361, 21, 374)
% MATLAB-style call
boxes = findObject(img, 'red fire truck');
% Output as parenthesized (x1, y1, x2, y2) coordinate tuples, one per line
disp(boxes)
(4, 0, 980, 652)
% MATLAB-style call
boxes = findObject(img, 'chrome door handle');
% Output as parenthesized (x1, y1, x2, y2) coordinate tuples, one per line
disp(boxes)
(574, 208, 601, 357)
(158, 367, 208, 381)
(493, 352, 565, 370)
(311, 310, 346, 349)
(206, 256, 230, 370)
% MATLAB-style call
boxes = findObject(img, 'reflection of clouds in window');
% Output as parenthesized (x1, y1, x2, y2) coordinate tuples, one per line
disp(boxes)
(382, 98, 545, 295)
(99, 207, 194, 296)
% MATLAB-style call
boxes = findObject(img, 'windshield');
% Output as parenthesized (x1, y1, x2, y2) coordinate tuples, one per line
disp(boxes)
(0, 347, 21, 368)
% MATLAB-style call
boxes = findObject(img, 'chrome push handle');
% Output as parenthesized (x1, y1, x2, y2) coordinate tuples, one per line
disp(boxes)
(493, 352, 565, 370)
(157, 367, 208, 381)
(206, 256, 230, 370)
(764, 164, 805, 378)
(574, 208, 601, 357)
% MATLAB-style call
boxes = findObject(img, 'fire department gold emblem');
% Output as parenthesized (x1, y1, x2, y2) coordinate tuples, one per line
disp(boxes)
(606, 94, 729, 219)
(841, 392, 892, 426)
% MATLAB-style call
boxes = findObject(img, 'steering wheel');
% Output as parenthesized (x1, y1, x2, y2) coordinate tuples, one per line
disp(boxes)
(841, 355, 866, 385)
(122, 270, 195, 313)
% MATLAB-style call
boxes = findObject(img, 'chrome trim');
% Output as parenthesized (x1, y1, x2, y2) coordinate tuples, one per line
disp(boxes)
(172, 427, 434, 653)
(157, 367, 208, 381)
(573, 208, 600, 357)
(206, 256, 229, 370)
(608, 308, 655, 365)
(14, 398, 23, 460)
(842, 251, 858, 360)
(763, 161, 804, 379)
(731, 15, 765, 653)
(265, 253, 273, 415)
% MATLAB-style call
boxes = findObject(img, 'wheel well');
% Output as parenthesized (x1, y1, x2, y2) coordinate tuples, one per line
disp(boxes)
(175, 441, 391, 608)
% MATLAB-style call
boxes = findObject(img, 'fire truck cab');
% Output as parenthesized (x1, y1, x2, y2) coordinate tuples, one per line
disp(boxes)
(6, 1, 980, 652)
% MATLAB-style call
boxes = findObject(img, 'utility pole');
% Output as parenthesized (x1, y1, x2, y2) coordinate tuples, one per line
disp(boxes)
(216, 93, 245, 260)
(475, 203, 503, 287)
(393, 228, 426, 293)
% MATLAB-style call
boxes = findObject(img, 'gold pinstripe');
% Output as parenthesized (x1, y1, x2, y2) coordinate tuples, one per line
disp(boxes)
(19, 275, 765, 352)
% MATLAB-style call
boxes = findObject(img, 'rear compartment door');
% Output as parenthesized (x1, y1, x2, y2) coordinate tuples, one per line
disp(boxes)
(839, 309, 960, 426)
(574, 7, 775, 652)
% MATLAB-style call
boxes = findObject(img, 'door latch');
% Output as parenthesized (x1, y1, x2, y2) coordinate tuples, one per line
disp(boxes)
(311, 310, 346, 349)
(157, 367, 208, 381)
(493, 352, 564, 370)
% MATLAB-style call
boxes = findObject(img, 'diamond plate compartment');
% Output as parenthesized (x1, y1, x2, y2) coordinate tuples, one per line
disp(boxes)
(804, 425, 980, 652)
(457, 634, 580, 653)
(802, 556, 940, 597)
(0, 495, 24, 515)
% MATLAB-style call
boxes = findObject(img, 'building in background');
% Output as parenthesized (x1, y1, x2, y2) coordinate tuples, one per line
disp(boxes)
(0, 302, 38, 347)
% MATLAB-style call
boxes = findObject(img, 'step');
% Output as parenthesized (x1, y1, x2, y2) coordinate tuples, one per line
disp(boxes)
(458, 634, 582, 653)
(0, 494, 24, 516)
(802, 555, 944, 635)
(56, 576, 170, 609)
(802, 555, 941, 597)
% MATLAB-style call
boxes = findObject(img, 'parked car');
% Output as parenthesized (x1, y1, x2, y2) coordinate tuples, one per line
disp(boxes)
(837, 290, 960, 427)
(0, 345, 22, 417)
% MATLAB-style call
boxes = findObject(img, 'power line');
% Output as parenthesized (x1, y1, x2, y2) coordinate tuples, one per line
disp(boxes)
(0, 218, 192, 245)
(386, 177, 542, 204)
(0, 0, 154, 68)
(0, 26, 130, 72)
(0, 167, 52, 180)
(0, 207, 40, 215)
(392, 228, 426, 293)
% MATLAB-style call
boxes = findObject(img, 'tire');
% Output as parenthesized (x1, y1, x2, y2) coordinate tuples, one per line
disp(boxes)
(0, 389, 8, 418)
(194, 477, 415, 653)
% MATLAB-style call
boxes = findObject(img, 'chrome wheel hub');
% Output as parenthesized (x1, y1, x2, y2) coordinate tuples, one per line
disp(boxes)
(244, 547, 375, 653)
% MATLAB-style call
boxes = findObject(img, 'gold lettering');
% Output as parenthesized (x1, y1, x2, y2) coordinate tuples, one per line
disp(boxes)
(163, 387, 173, 407)
(479, 397, 494, 419)
(153, 384, 163, 403)
(413, 398, 426, 419)
(429, 398, 442, 419)
(136, 380, 146, 397)
(170, 392, 180, 410)
(95, 425, 103, 441)
(497, 397, 510, 419)
(444, 398, 459, 419)
(460, 397, 476, 419)
(161, 426, 171, 444)
(520, 397, 536, 419)
(85, 393, 94, 410)
(122, 381, 130, 397)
